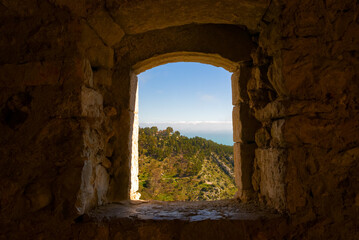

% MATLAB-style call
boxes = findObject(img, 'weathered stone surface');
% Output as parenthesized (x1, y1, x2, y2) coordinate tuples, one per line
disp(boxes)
(129, 73, 138, 113)
(95, 165, 109, 205)
(232, 106, 242, 143)
(0, 62, 61, 87)
(104, 106, 117, 117)
(231, 64, 251, 105)
(76, 159, 96, 214)
(251, 47, 268, 66)
(101, 158, 112, 169)
(86, 45, 114, 69)
(1, 0, 359, 239)
(49, 0, 87, 16)
(117, 24, 254, 71)
(234, 143, 256, 192)
(78, 21, 115, 69)
(253, 148, 286, 211)
(107, 0, 270, 34)
(255, 128, 271, 148)
(88, 10, 125, 47)
(232, 103, 260, 143)
(94, 69, 112, 87)
(0, 0, 39, 17)
(247, 65, 277, 109)
(267, 54, 288, 97)
(78, 20, 103, 50)
(128, 72, 140, 200)
(254, 99, 334, 122)
(283, 115, 359, 149)
(82, 59, 94, 88)
(81, 87, 103, 118)
(254, 101, 285, 122)
(73, 200, 286, 240)
(231, 71, 241, 105)
(129, 111, 140, 200)
(25, 182, 53, 212)
(106, 109, 133, 202)
(331, 147, 359, 168)
(271, 119, 285, 147)
(76, 106, 110, 214)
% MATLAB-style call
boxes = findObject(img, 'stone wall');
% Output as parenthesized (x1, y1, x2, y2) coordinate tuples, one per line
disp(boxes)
(0, 2, 76, 236)
(249, 0, 359, 238)
(231, 64, 260, 201)
(0, 2, 122, 238)
(0, 0, 358, 239)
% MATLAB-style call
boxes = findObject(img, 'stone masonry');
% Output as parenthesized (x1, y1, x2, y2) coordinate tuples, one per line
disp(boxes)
(0, 0, 358, 239)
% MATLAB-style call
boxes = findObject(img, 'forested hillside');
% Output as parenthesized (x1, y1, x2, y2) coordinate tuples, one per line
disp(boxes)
(138, 126, 236, 201)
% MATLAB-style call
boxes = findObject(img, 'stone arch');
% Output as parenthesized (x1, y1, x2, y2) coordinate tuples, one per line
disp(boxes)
(69, 9, 282, 214)
(106, 23, 261, 202)
(115, 24, 254, 70)
(106, 0, 269, 34)
(132, 52, 238, 74)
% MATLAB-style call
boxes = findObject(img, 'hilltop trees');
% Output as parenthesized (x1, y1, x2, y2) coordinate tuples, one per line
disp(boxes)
(138, 127, 236, 201)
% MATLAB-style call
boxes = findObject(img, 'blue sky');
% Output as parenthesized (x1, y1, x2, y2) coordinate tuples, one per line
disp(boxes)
(138, 62, 232, 133)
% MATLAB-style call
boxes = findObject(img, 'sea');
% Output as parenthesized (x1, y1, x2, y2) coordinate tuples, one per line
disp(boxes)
(140, 122, 234, 146)
(180, 131, 233, 146)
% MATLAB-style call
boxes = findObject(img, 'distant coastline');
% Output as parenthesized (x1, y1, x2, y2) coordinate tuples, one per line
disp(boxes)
(180, 131, 233, 146)
(139, 122, 233, 146)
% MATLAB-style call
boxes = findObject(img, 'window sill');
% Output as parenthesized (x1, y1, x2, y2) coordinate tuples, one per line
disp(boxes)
(83, 199, 281, 222)
(73, 200, 287, 239)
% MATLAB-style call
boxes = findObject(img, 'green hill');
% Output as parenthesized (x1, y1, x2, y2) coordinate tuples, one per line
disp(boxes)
(138, 126, 236, 201)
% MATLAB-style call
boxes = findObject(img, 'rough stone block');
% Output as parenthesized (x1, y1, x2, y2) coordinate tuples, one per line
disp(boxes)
(25, 182, 52, 212)
(234, 143, 256, 191)
(232, 106, 242, 142)
(106, 110, 133, 201)
(267, 56, 288, 97)
(129, 73, 138, 113)
(255, 128, 271, 148)
(251, 47, 268, 66)
(81, 59, 94, 88)
(0, 62, 61, 87)
(231, 65, 251, 105)
(254, 148, 286, 210)
(231, 71, 241, 105)
(76, 159, 95, 214)
(81, 86, 103, 118)
(94, 69, 112, 87)
(50, 0, 86, 16)
(78, 21, 114, 69)
(88, 10, 125, 47)
(130, 110, 140, 200)
(101, 158, 112, 169)
(0, 0, 39, 17)
(254, 100, 285, 122)
(79, 20, 104, 50)
(331, 147, 359, 167)
(58, 57, 94, 89)
(248, 67, 269, 92)
(95, 165, 109, 205)
(271, 119, 285, 147)
(232, 103, 260, 143)
(87, 45, 114, 69)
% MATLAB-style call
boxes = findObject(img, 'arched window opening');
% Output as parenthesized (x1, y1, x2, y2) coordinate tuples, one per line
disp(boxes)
(132, 62, 236, 201)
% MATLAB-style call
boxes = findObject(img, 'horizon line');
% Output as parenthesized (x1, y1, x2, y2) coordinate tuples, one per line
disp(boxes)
(140, 121, 232, 124)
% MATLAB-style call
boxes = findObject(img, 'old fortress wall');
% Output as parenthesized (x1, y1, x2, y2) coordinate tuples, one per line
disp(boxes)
(0, 0, 358, 239)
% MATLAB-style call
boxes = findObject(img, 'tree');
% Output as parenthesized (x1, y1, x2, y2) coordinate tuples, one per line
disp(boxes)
(166, 127, 173, 134)
(150, 126, 158, 136)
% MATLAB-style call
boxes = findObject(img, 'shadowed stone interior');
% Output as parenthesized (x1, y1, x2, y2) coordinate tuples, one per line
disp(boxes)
(0, 0, 358, 239)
